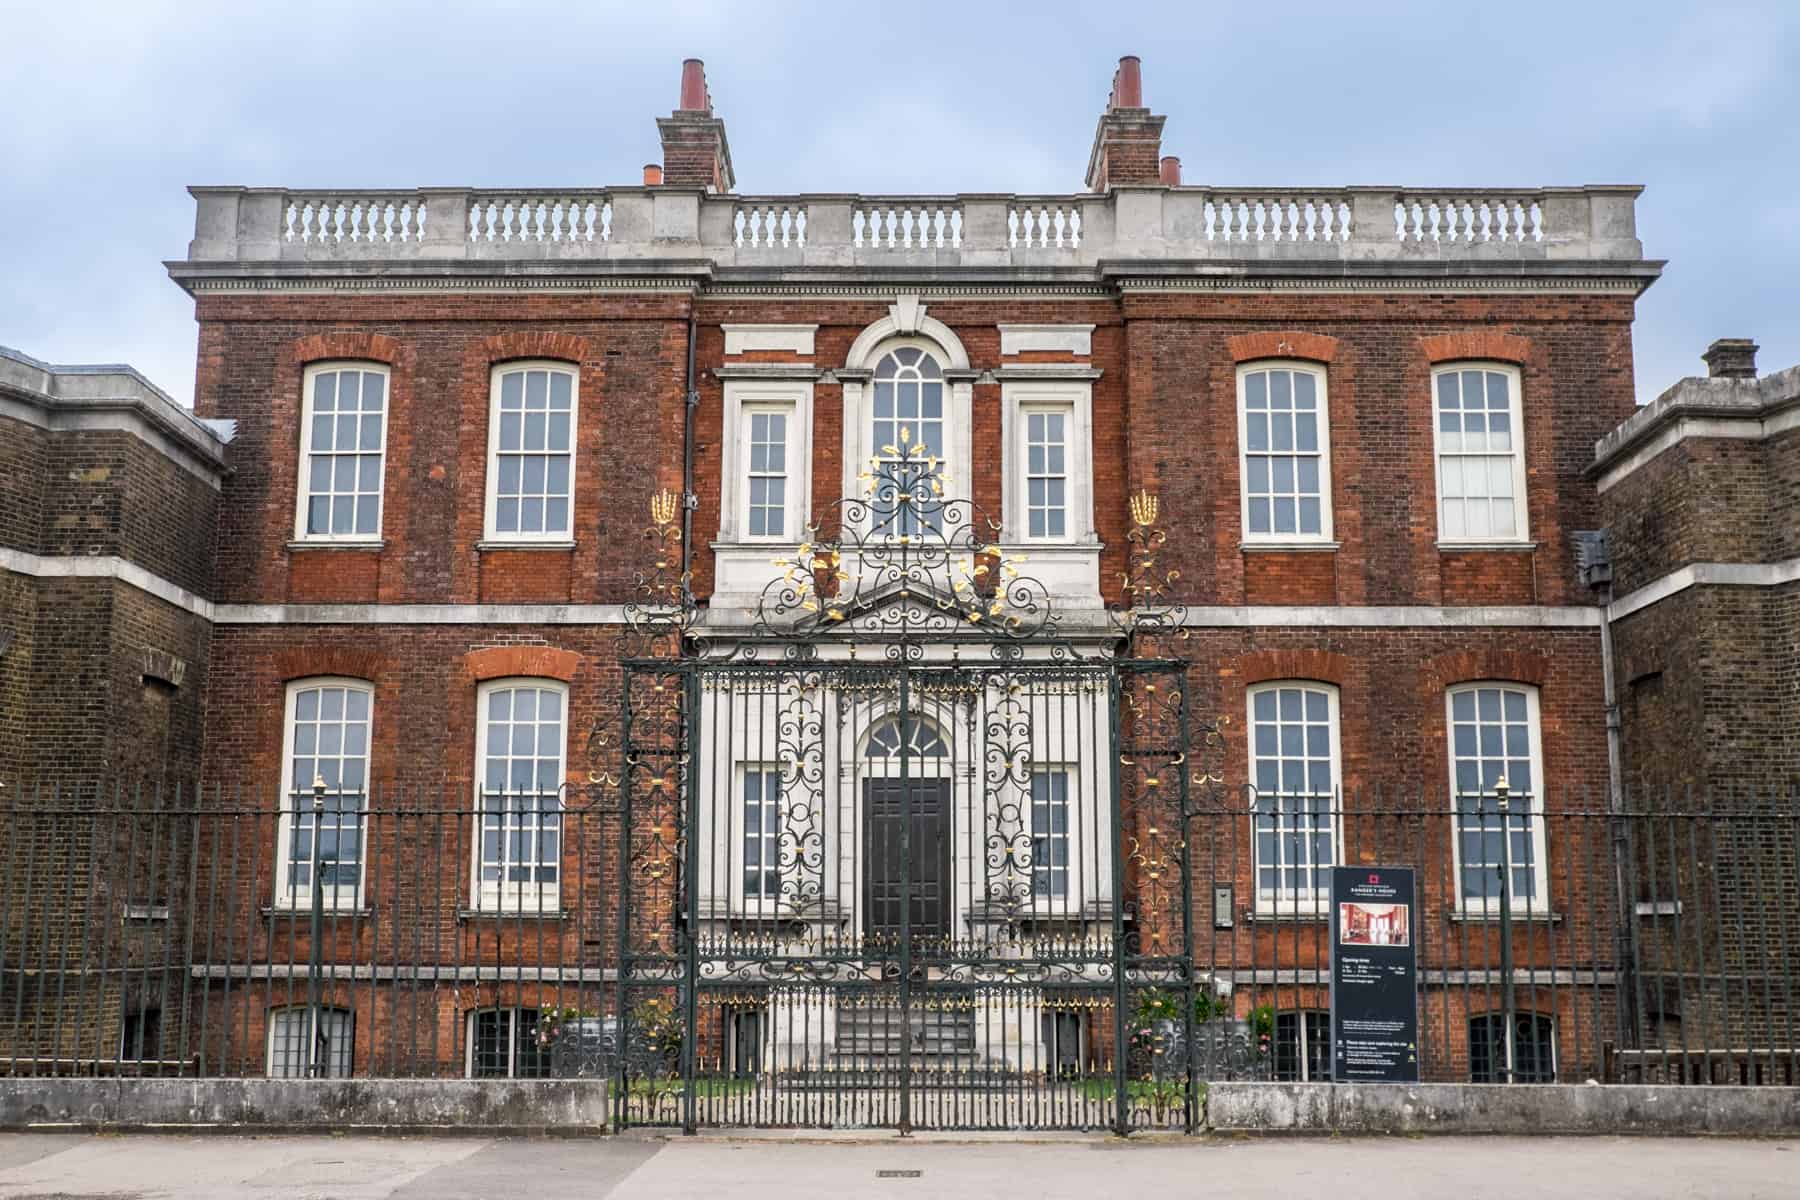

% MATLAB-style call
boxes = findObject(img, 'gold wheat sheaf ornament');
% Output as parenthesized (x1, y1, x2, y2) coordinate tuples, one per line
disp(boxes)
(650, 487, 680, 528)
(1130, 488, 1159, 528)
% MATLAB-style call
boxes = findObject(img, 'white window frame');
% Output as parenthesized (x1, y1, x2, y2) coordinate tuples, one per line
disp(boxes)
(843, 337, 970, 531)
(1445, 682, 1550, 913)
(718, 380, 812, 545)
(294, 361, 390, 543)
(1000, 381, 1095, 545)
(464, 1007, 549, 1079)
(267, 1005, 354, 1078)
(1246, 682, 1342, 915)
(274, 677, 373, 911)
(739, 762, 783, 909)
(472, 677, 568, 912)
(1236, 360, 1334, 545)
(1431, 362, 1529, 546)
(743, 406, 791, 541)
(483, 360, 579, 544)
(1029, 768, 1074, 903)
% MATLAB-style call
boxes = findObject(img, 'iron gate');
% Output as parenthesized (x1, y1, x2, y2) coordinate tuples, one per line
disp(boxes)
(614, 655, 1208, 1131)
(601, 445, 1218, 1130)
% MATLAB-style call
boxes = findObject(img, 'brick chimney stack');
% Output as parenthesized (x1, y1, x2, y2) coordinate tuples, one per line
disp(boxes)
(656, 58, 736, 192)
(1084, 55, 1167, 192)
(1702, 338, 1759, 379)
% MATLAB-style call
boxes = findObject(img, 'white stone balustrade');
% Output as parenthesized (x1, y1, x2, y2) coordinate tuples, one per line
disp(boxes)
(282, 193, 430, 247)
(1200, 192, 1353, 243)
(467, 193, 612, 244)
(1396, 192, 1543, 244)
(853, 200, 961, 249)
(180, 184, 1647, 269)
(734, 200, 806, 248)
(1009, 199, 1083, 249)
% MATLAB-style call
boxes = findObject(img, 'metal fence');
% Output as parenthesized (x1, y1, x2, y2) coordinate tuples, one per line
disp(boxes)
(0, 780, 1793, 1115)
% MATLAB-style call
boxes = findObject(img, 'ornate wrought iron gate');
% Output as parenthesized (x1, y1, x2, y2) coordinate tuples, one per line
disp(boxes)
(603, 444, 1215, 1131)
(614, 655, 1204, 1131)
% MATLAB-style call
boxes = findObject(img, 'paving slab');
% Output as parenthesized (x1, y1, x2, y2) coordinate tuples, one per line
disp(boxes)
(0, 1133, 1795, 1199)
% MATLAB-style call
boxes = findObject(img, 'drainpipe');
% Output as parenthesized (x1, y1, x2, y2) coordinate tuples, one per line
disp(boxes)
(1577, 530, 1639, 1062)
(680, 306, 699, 609)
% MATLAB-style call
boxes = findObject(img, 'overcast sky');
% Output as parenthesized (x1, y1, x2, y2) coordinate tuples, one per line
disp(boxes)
(3, 1, 1794, 407)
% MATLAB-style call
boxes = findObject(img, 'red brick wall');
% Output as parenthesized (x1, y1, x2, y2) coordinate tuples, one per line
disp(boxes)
(1121, 292, 1638, 608)
(193, 294, 692, 606)
(193, 288, 1634, 615)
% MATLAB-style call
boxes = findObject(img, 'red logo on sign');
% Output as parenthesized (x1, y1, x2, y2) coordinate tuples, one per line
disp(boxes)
(1368, 874, 1380, 884)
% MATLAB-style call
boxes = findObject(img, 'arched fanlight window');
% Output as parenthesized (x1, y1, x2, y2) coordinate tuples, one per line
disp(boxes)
(865, 715, 948, 758)
(871, 348, 946, 535)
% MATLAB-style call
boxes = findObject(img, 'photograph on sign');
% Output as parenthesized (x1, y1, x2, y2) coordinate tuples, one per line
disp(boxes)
(1338, 900, 1410, 947)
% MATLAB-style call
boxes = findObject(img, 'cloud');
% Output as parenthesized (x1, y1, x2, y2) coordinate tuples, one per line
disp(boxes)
(1, 1, 1798, 407)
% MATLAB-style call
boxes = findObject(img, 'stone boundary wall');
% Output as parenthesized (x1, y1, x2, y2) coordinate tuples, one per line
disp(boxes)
(0, 1079, 609, 1134)
(1206, 1083, 1800, 1136)
(1, 1080, 1795, 1135)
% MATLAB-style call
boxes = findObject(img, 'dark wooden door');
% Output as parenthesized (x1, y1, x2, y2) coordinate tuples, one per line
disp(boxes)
(863, 778, 952, 944)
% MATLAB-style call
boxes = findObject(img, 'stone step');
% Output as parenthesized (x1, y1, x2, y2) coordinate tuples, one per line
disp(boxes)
(834, 1039, 977, 1055)
(771, 1067, 1036, 1091)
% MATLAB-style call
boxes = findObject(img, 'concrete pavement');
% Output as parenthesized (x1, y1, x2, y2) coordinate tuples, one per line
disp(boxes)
(0, 1132, 1793, 1198)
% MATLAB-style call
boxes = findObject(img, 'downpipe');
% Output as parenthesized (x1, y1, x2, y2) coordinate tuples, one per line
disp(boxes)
(680, 309, 699, 607)
(1578, 530, 1640, 1060)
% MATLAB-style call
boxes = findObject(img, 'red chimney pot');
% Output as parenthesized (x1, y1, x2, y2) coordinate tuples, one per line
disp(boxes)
(1114, 56, 1142, 108)
(679, 58, 708, 112)
(643, 163, 664, 186)
(1159, 156, 1181, 186)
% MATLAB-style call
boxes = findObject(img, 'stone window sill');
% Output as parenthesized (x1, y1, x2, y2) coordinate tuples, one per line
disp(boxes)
(476, 540, 576, 552)
(287, 539, 385, 552)
(1448, 909, 1562, 924)
(1241, 541, 1340, 554)
(1243, 908, 1330, 923)
(261, 904, 374, 919)
(1437, 541, 1538, 553)
(457, 907, 570, 921)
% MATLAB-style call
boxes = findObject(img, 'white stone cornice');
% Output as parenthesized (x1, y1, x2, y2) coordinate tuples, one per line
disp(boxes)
(1173, 604, 1601, 629)
(1607, 556, 1800, 622)
(1594, 402, 1800, 493)
(712, 365, 825, 381)
(212, 603, 633, 625)
(62, 540, 1800, 633)
(0, 546, 214, 618)
(987, 365, 1104, 382)
(0, 347, 229, 486)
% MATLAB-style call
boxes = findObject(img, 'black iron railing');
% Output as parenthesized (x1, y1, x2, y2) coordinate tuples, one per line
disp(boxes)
(0, 780, 1792, 1112)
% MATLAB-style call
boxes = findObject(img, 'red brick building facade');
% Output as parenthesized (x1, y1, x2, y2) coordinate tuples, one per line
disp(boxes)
(11, 56, 1793, 1107)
